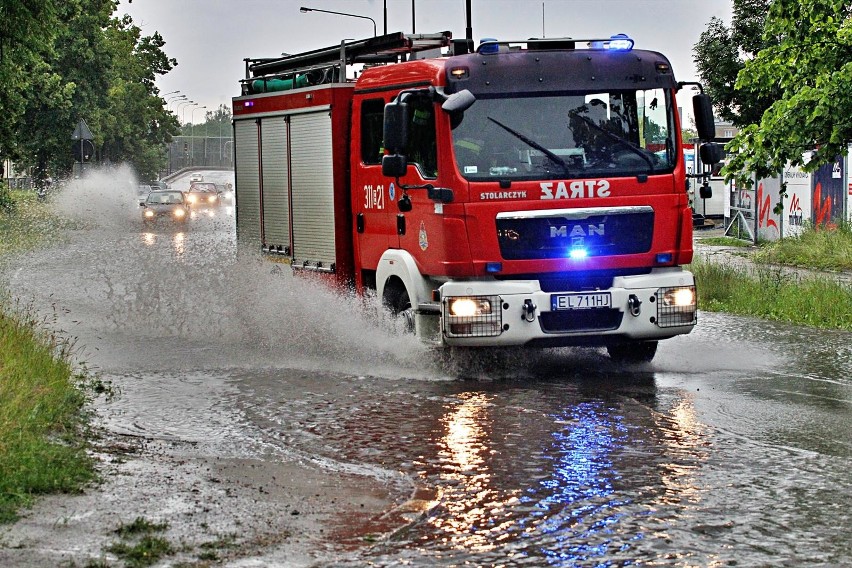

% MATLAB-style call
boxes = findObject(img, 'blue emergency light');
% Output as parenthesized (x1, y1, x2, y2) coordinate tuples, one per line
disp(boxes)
(607, 34, 634, 51)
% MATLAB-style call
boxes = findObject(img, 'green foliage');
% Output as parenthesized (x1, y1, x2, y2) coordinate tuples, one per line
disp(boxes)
(0, 1, 180, 182)
(0, 182, 15, 214)
(720, 0, 852, 186)
(693, 0, 777, 128)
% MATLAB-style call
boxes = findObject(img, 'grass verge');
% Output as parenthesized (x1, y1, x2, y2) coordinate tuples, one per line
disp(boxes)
(0, 188, 96, 523)
(0, 189, 75, 259)
(752, 221, 852, 271)
(691, 257, 852, 330)
(0, 298, 96, 523)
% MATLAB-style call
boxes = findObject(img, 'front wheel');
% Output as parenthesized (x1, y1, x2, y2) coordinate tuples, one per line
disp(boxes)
(383, 285, 415, 334)
(606, 341, 658, 363)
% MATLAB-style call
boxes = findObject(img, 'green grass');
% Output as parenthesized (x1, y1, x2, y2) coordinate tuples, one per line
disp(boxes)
(696, 235, 755, 247)
(0, 299, 95, 523)
(752, 221, 852, 271)
(691, 258, 852, 330)
(0, 189, 75, 260)
(106, 518, 174, 567)
(0, 188, 95, 523)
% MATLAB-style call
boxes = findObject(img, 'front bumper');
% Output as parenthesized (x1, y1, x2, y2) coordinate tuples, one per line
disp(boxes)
(423, 268, 696, 347)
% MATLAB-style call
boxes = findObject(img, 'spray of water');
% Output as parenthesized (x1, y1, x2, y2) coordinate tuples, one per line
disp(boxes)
(17, 165, 444, 379)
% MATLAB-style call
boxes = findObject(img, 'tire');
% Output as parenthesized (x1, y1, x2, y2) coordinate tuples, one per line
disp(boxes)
(383, 285, 415, 334)
(606, 341, 658, 363)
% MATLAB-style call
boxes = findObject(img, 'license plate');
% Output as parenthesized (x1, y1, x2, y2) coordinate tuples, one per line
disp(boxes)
(551, 292, 612, 310)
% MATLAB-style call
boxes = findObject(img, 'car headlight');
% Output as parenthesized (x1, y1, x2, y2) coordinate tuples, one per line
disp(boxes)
(187, 195, 197, 203)
(174, 208, 186, 218)
(208, 195, 217, 203)
(144, 209, 154, 218)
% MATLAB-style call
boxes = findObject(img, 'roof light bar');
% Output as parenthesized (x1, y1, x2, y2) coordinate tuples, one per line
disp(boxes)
(474, 34, 635, 54)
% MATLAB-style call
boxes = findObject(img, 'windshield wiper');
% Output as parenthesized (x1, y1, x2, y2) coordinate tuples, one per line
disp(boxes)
(571, 113, 656, 173)
(486, 116, 574, 177)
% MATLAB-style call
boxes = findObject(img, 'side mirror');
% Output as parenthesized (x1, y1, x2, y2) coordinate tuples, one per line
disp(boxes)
(382, 154, 408, 178)
(699, 142, 725, 165)
(442, 89, 476, 113)
(693, 93, 716, 140)
(699, 182, 713, 199)
(383, 99, 409, 154)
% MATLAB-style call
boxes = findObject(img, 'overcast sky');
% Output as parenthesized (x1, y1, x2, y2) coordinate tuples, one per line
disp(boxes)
(119, 0, 733, 124)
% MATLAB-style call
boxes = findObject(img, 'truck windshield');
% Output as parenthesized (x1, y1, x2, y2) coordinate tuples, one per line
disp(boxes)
(451, 89, 677, 181)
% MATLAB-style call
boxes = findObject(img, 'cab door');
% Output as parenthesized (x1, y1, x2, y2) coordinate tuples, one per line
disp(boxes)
(352, 97, 397, 282)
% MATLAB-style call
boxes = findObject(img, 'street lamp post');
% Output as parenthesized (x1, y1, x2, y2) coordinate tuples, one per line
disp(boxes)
(181, 103, 198, 128)
(166, 94, 186, 113)
(175, 101, 193, 125)
(176, 101, 195, 169)
(172, 97, 190, 114)
(299, 6, 376, 37)
(191, 106, 206, 167)
(166, 95, 187, 112)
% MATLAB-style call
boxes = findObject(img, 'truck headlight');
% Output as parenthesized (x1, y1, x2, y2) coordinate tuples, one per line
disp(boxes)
(443, 295, 502, 338)
(656, 286, 697, 328)
(448, 297, 492, 317)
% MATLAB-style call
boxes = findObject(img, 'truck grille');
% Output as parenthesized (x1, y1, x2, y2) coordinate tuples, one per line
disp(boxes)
(496, 206, 654, 260)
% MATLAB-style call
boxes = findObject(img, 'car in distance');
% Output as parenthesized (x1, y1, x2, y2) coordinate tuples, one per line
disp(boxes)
(136, 184, 153, 200)
(147, 180, 170, 190)
(189, 173, 204, 183)
(185, 182, 222, 208)
(140, 190, 190, 224)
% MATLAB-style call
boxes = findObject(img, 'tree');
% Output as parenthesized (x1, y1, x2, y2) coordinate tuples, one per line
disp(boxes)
(2, 1, 180, 182)
(722, 0, 852, 185)
(693, 0, 776, 128)
(99, 14, 179, 179)
(17, 0, 114, 183)
(0, 0, 60, 164)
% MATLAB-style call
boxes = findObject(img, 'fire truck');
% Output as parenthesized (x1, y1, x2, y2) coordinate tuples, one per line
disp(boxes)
(232, 30, 721, 362)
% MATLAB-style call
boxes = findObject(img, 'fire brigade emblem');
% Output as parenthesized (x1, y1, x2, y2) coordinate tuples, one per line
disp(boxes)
(419, 221, 428, 251)
(389, 183, 396, 202)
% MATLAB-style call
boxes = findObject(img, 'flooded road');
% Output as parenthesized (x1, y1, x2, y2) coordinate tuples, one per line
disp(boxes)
(3, 170, 851, 566)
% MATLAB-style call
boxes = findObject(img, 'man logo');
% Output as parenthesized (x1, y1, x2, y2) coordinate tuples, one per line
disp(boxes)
(550, 224, 605, 238)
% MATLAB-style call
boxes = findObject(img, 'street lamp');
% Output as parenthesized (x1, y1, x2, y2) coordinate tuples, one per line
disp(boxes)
(300, 6, 376, 37)
(180, 102, 197, 127)
(169, 95, 188, 113)
(191, 106, 207, 166)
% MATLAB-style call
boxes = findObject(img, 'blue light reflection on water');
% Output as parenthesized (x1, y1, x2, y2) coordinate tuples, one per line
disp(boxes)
(521, 402, 636, 566)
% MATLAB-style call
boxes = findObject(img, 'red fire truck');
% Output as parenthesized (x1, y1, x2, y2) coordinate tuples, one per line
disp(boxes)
(232, 30, 721, 362)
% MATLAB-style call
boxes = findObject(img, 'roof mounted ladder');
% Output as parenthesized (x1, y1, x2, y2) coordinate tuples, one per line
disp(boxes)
(243, 31, 452, 86)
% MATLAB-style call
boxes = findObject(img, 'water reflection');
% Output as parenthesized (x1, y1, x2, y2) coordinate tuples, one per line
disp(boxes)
(429, 392, 521, 553)
(140, 231, 186, 257)
(526, 402, 630, 565)
(385, 380, 714, 567)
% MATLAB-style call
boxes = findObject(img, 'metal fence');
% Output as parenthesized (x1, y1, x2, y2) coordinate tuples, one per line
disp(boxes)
(164, 135, 233, 176)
